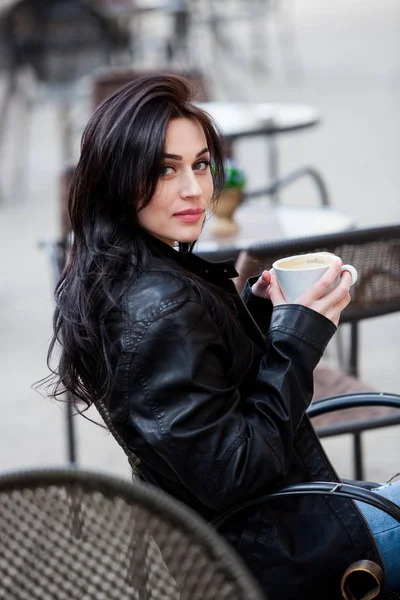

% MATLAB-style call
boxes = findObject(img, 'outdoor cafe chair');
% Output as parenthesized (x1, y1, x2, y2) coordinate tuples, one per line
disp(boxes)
(0, 466, 267, 600)
(234, 223, 400, 480)
(0, 0, 133, 202)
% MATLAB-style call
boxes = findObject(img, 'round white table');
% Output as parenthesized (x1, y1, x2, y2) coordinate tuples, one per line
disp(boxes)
(198, 102, 320, 140)
(198, 102, 323, 204)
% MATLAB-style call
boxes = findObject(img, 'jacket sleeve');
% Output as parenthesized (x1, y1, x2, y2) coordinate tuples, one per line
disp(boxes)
(241, 276, 273, 335)
(122, 298, 336, 512)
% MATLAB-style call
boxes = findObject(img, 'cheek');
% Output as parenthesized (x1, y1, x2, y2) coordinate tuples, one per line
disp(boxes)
(137, 200, 156, 229)
(137, 184, 163, 220)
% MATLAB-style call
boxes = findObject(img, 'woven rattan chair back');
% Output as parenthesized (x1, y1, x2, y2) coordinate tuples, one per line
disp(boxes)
(235, 224, 400, 323)
(0, 468, 267, 600)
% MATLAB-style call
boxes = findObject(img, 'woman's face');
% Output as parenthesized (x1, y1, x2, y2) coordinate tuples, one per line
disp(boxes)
(137, 117, 214, 246)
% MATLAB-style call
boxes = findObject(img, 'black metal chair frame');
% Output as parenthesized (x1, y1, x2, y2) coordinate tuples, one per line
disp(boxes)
(243, 164, 330, 206)
(40, 239, 77, 465)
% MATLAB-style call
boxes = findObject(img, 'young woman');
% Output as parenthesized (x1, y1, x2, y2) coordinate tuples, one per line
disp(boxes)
(46, 74, 399, 599)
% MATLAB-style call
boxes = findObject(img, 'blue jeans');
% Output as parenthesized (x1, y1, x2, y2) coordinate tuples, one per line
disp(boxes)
(356, 480, 400, 593)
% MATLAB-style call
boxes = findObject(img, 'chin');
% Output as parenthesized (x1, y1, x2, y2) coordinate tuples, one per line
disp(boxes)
(175, 225, 203, 244)
(176, 234, 200, 244)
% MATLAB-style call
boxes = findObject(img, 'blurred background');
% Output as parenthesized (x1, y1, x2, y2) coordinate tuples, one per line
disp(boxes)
(0, 0, 399, 482)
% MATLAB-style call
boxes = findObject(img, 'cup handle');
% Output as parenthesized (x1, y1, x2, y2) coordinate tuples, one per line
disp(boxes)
(341, 264, 358, 286)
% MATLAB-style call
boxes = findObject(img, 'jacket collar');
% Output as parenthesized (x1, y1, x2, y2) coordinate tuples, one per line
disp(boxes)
(141, 231, 239, 281)
(142, 230, 266, 351)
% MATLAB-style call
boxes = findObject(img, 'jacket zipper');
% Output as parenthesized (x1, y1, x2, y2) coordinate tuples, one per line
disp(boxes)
(307, 416, 387, 582)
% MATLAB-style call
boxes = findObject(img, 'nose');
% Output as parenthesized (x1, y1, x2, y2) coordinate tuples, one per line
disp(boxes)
(179, 169, 202, 199)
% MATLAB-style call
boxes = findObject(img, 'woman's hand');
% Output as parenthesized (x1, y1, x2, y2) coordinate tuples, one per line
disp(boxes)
(251, 270, 286, 303)
(251, 270, 272, 300)
(269, 258, 352, 327)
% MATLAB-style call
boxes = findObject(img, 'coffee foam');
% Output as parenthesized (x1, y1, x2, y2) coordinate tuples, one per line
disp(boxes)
(277, 255, 334, 270)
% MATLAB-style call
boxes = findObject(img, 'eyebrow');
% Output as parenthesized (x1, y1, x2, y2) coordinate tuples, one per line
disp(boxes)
(162, 147, 209, 160)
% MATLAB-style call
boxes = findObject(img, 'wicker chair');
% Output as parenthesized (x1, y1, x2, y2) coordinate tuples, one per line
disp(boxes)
(2, 459, 400, 600)
(0, 467, 267, 600)
(234, 223, 400, 480)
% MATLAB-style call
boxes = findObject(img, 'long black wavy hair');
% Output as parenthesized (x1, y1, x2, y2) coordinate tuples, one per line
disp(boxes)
(44, 73, 252, 412)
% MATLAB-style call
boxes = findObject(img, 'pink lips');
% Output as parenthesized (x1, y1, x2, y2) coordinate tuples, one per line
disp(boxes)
(173, 209, 204, 223)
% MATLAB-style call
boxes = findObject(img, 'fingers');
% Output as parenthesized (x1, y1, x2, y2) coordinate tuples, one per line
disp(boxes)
(291, 260, 353, 325)
(326, 270, 352, 305)
(269, 271, 287, 306)
(251, 270, 272, 299)
(320, 271, 351, 306)
(261, 270, 271, 285)
(324, 288, 351, 326)
(304, 258, 343, 302)
(300, 270, 352, 325)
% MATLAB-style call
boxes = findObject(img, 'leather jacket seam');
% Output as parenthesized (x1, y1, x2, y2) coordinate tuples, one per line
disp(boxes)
(211, 437, 249, 497)
(215, 437, 284, 502)
(131, 362, 169, 441)
(122, 295, 187, 352)
(273, 304, 337, 335)
(268, 325, 324, 354)
(125, 297, 238, 495)
(190, 436, 246, 494)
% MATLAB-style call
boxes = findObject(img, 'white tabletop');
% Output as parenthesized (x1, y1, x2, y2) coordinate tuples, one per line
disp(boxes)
(83, 0, 169, 19)
(195, 201, 355, 254)
(197, 102, 320, 139)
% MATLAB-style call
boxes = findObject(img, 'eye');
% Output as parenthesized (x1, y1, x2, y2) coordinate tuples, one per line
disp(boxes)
(161, 165, 175, 177)
(193, 160, 210, 172)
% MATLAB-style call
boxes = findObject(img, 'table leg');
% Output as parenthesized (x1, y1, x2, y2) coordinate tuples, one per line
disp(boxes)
(0, 72, 15, 203)
(57, 99, 75, 165)
(268, 134, 280, 203)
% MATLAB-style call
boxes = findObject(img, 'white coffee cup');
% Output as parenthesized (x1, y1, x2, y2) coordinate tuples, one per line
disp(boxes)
(272, 252, 358, 303)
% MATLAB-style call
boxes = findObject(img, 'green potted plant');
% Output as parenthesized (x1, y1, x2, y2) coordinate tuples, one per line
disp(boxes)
(211, 159, 247, 236)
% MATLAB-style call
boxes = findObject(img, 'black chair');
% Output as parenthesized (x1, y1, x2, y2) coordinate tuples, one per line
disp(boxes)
(40, 239, 77, 465)
(234, 223, 400, 480)
(0, 0, 134, 202)
(0, 467, 267, 600)
(1, 0, 130, 85)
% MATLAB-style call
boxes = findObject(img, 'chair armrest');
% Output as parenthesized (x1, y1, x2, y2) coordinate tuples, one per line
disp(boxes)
(307, 392, 400, 419)
(211, 481, 400, 529)
(243, 166, 331, 206)
(264, 481, 400, 522)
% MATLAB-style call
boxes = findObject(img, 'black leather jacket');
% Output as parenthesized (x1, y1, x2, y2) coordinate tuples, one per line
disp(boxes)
(104, 236, 382, 600)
